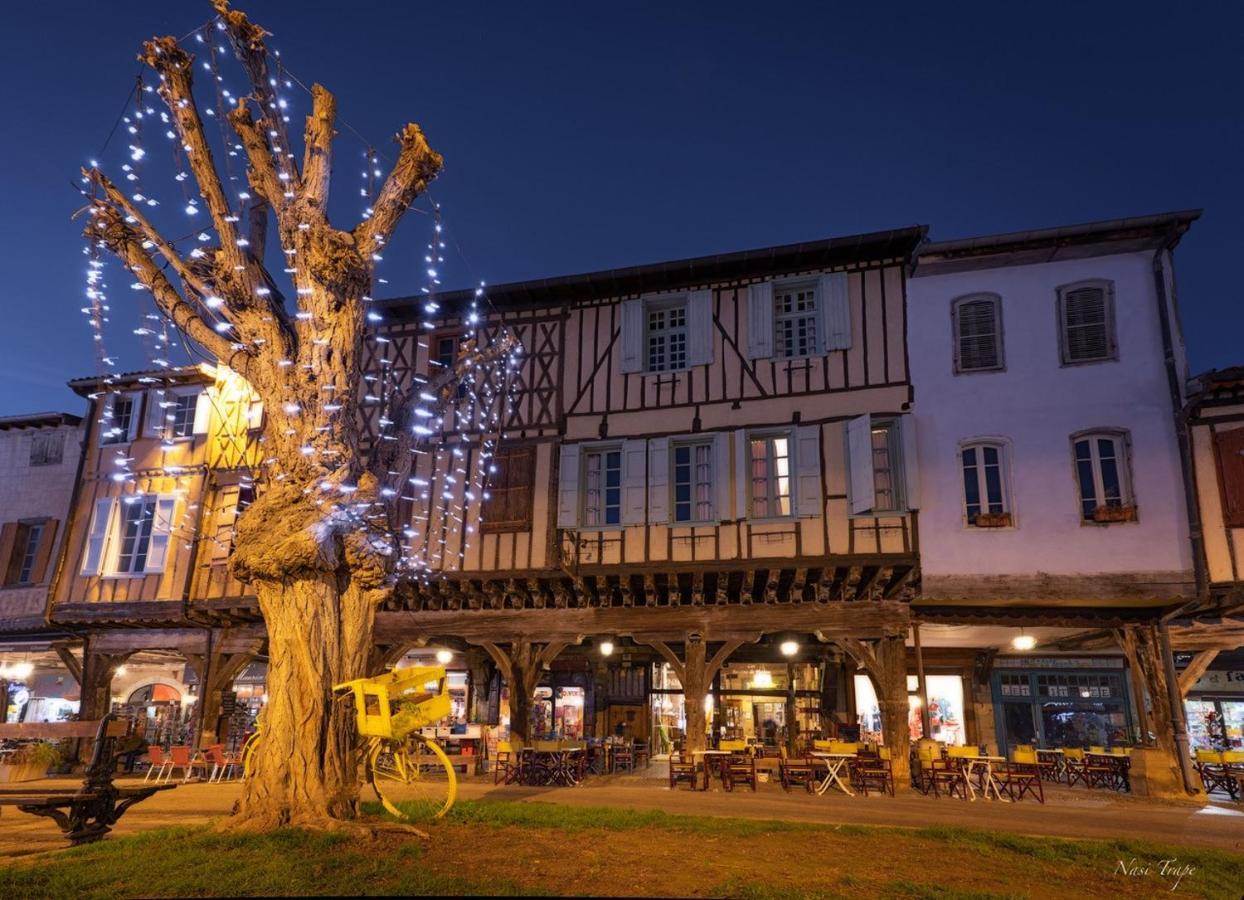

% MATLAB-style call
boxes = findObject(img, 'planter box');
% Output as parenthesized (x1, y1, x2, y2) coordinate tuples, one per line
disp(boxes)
(0, 762, 49, 784)
(973, 512, 1012, 528)
(1092, 505, 1138, 524)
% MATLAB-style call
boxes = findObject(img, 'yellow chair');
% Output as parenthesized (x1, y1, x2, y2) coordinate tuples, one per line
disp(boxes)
(827, 741, 860, 755)
(946, 745, 977, 759)
(1063, 747, 1085, 761)
(812, 739, 833, 752)
(720, 739, 747, 753)
(1010, 748, 1038, 765)
(1088, 745, 1106, 754)
(1222, 750, 1244, 764)
(1195, 749, 1224, 764)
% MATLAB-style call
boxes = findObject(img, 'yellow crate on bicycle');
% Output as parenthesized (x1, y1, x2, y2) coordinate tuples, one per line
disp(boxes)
(334, 665, 451, 740)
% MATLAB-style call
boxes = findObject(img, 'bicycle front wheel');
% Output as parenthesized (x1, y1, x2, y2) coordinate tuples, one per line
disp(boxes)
(368, 733, 457, 822)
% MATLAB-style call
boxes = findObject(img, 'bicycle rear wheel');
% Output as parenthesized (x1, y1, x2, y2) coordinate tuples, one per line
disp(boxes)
(368, 732, 457, 822)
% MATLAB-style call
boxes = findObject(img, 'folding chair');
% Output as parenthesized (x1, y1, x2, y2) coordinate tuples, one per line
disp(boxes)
(722, 754, 757, 792)
(143, 745, 172, 783)
(668, 752, 704, 791)
(1002, 748, 1044, 803)
(778, 745, 817, 793)
(851, 748, 895, 797)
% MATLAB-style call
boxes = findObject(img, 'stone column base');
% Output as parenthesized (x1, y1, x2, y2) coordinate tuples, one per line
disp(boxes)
(1129, 747, 1204, 803)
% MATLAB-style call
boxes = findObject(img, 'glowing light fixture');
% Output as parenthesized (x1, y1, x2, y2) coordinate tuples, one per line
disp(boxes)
(115, 665, 128, 677)
(435, 649, 453, 665)
(1012, 632, 1037, 651)
(600, 640, 614, 657)
(779, 640, 799, 657)
(752, 669, 774, 689)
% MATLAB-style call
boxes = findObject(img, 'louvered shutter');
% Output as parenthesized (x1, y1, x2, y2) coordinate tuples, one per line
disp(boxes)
(210, 486, 241, 562)
(125, 393, 142, 442)
(146, 390, 167, 437)
(846, 415, 875, 514)
(192, 389, 212, 435)
(955, 297, 1002, 372)
(686, 290, 714, 366)
(746, 282, 774, 359)
(557, 444, 581, 529)
(81, 498, 114, 575)
(794, 425, 823, 517)
(621, 439, 647, 525)
(30, 518, 59, 583)
(900, 416, 920, 511)
(819, 273, 851, 351)
(734, 430, 749, 518)
(1061, 285, 1113, 362)
(145, 496, 177, 573)
(1215, 427, 1244, 528)
(714, 432, 732, 521)
(619, 298, 644, 373)
(0, 523, 18, 586)
(648, 438, 670, 524)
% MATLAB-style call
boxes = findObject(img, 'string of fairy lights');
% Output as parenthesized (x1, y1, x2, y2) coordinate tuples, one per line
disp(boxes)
(77, 11, 524, 582)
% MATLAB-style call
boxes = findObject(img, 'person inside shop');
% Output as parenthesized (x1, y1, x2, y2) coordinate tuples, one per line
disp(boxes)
(115, 718, 149, 774)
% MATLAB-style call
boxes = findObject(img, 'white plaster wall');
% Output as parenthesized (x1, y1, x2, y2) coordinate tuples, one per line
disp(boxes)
(908, 251, 1192, 579)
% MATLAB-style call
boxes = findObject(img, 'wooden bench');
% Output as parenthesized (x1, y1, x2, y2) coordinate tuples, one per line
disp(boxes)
(0, 714, 176, 844)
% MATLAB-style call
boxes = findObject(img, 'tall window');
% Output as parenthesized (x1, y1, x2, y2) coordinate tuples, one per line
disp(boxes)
(953, 294, 1003, 373)
(1073, 432, 1134, 521)
(961, 442, 1009, 525)
(673, 441, 714, 523)
(582, 448, 622, 526)
(870, 422, 902, 512)
(774, 282, 819, 358)
(433, 335, 468, 398)
(646, 300, 687, 372)
(749, 434, 791, 518)
(3, 522, 45, 586)
(1059, 280, 1116, 364)
(103, 395, 135, 445)
(169, 393, 198, 437)
(29, 432, 64, 466)
(115, 497, 158, 574)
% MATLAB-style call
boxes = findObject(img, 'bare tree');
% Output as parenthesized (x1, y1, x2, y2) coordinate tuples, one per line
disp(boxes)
(83, 1, 495, 830)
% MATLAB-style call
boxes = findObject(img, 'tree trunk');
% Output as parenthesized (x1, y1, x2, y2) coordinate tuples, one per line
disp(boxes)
(682, 639, 709, 754)
(874, 637, 912, 792)
(231, 575, 376, 829)
(508, 675, 534, 746)
(785, 661, 800, 755)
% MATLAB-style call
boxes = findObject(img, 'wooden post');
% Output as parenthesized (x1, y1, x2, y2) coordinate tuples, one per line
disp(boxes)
(77, 643, 132, 763)
(839, 635, 911, 792)
(1115, 625, 1194, 799)
(464, 647, 497, 725)
(785, 661, 799, 755)
(642, 636, 742, 754)
(912, 622, 931, 740)
(1177, 649, 1219, 698)
(474, 640, 568, 748)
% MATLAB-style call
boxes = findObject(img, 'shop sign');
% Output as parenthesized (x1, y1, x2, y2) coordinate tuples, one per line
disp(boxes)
(1191, 670, 1244, 694)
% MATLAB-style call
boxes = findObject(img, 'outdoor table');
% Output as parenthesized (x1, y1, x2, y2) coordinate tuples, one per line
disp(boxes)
(692, 749, 732, 785)
(523, 747, 584, 786)
(1086, 752, 1131, 792)
(809, 752, 856, 797)
(958, 755, 1009, 802)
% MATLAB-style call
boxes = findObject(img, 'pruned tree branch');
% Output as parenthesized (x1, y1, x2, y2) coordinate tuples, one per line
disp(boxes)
(302, 84, 335, 213)
(86, 205, 240, 366)
(355, 124, 443, 260)
(84, 168, 214, 303)
(229, 100, 286, 211)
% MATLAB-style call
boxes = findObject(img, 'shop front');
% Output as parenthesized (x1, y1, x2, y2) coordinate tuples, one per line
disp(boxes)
(1182, 654, 1244, 751)
(990, 656, 1134, 753)
(853, 673, 967, 746)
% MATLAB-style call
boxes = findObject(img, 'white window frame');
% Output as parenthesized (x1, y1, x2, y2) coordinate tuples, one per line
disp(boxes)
(1057, 279, 1117, 366)
(867, 419, 905, 514)
(951, 293, 1005, 374)
(101, 393, 141, 446)
(644, 296, 689, 373)
(581, 444, 625, 529)
(670, 438, 716, 524)
(772, 279, 821, 359)
(83, 494, 178, 578)
(960, 439, 1012, 526)
(1071, 430, 1134, 522)
(747, 430, 795, 520)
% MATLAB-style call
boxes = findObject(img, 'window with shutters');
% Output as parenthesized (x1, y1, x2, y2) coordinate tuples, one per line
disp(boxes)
(115, 497, 158, 574)
(1072, 431, 1135, 522)
(773, 282, 819, 358)
(1213, 427, 1244, 528)
(85, 494, 176, 576)
(2, 522, 44, 586)
(29, 432, 64, 466)
(645, 299, 688, 372)
(102, 395, 136, 445)
(582, 448, 623, 527)
(961, 441, 1011, 526)
(952, 294, 1003, 373)
(672, 440, 714, 523)
(1058, 280, 1117, 364)
(749, 433, 792, 518)
(870, 421, 903, 513)
(482, 445, 535, 533)
(169, 393, 198, 437)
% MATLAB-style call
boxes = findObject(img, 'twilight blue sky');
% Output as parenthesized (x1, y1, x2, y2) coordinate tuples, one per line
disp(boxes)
(0, 1, 1239, 416)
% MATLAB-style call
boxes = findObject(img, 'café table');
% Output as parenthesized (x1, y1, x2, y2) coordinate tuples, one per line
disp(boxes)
(524, 746, 585, 786)
(692, 749, 732, 786)
(1035, 748, 1065, 782)
(958, 755, 1009, 801)
(809, 751, 856, 797)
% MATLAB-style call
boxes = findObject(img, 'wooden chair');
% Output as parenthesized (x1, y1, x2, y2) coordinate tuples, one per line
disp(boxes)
(1194, 750, 1238, 799)
(1001, 748, 1044, 803)
(668, 752, 703, 791)
(851, 748, 895, 797)
(1063, 748, 1088, 787)
(493, 740, 521, 785)
(928, 758, 968, 799)
(632, 740, 650, 769)
(722, 754, 757, 792)
(612, 742, 635, 773)
(777, 746, 817, 793)
(912, 740, 943, 794)
(1034, 749, 1063, 783)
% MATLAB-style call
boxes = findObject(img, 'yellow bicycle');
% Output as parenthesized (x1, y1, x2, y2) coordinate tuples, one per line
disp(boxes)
(241, 665, 457, 822)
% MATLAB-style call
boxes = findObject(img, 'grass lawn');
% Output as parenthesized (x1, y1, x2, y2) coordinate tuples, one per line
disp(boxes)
(1, 800, 1239, 899)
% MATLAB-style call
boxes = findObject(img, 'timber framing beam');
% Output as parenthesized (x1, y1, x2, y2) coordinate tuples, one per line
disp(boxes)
(376, 601, 911, 645)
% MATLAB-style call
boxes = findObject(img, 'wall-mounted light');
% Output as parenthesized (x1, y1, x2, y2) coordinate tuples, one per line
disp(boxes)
(779, 640, 799, 657)
(435, 649, 453, 665)
(115, 665, 128, 677)
(600, 640, 614, 657)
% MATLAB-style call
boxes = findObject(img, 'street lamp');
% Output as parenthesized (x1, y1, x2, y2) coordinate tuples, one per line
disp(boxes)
(779, 640, 799, 657)
(599, 640, 614, 657)
(1011, 632, 1037, 651)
